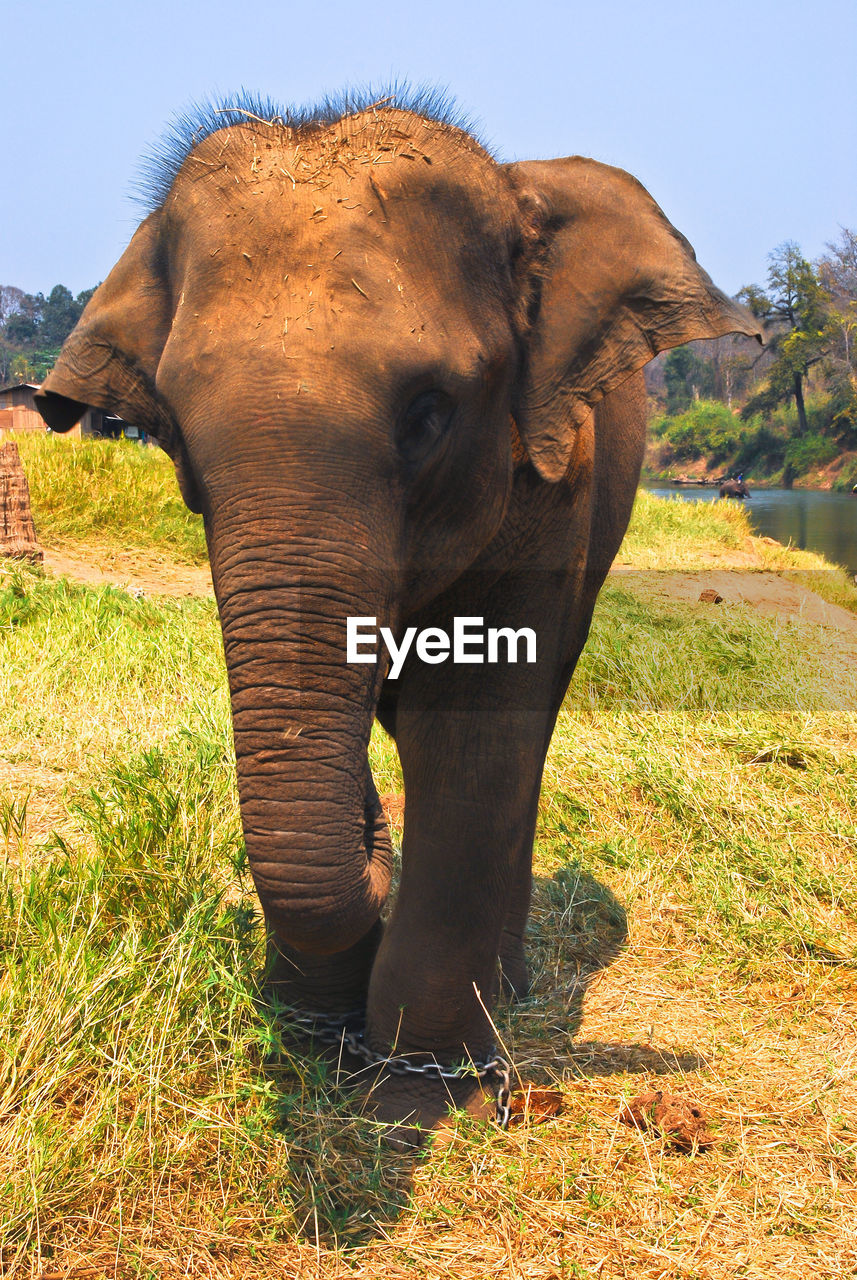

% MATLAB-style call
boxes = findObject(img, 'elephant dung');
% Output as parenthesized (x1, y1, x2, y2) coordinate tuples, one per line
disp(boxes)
(506, 1086, 564, 1126)
(619, 1089, 717, 1150)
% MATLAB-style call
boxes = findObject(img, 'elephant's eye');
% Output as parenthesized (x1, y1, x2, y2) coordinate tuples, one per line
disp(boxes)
(396, 390, 454, 469)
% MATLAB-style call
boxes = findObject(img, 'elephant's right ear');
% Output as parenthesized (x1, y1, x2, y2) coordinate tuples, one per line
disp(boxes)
(505, 157, 762, 482)
(36, 214, 172, 436)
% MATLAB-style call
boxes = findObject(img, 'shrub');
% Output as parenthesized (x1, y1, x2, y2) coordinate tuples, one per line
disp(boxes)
(783, 434, 838, 475)
(652, 400, 740, 464)
(731, 420, 787, 474)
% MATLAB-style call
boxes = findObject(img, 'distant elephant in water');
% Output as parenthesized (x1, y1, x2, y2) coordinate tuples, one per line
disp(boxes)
(720, 478, 751, 498)
(34, 89, 760, 1140)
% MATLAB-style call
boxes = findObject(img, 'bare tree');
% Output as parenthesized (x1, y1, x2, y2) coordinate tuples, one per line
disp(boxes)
(0, 285, 26, 330)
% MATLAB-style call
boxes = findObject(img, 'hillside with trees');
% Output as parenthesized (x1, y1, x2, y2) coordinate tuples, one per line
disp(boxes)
(0, 284, 97, 385)
(645, 229, 857, 490)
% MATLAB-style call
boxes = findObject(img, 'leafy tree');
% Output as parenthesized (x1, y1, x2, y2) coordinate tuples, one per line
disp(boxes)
(75, 286, 96, 313)
(738, 243, 831, 435)
(4, 312, 39, 346)
(39, 285, 81, 347)
(1, 282, 97, 385)
(818, 228, 857, 435)
(663, 344, 715, 414)
(1, 290, 42, 379)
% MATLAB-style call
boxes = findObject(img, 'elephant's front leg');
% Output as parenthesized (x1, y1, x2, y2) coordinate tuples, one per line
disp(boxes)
(360, 670, 554, 1137)
(266, 919, 384, 1015)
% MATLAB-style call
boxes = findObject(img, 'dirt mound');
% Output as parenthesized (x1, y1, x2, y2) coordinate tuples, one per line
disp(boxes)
(620, 1089, 717, 1150)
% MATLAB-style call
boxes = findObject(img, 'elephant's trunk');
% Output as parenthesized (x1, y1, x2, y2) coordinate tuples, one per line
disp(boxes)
(208, 504, 396, 958)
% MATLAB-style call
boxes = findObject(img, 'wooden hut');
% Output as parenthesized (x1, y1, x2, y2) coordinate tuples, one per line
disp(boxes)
(0, 383, 47, 435)
(0, 383, 138, 442)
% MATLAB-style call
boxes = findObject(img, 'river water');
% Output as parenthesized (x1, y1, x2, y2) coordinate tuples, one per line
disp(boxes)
(642, 485, 857, 573)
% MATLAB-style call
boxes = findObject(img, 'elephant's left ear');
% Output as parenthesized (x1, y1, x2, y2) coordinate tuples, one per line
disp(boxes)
(505, 157, 762, 482)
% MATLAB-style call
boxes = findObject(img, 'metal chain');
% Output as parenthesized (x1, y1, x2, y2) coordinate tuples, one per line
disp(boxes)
(281, 1005, 512, 1129)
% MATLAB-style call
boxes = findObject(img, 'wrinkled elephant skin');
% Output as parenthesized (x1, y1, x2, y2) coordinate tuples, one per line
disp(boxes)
(36, 95, 760, 1140)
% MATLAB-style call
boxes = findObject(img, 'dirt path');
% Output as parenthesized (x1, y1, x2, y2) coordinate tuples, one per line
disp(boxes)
(36, 543, 857, 637)
(613, 568, 857, 636)
(42, 545, 213, 598)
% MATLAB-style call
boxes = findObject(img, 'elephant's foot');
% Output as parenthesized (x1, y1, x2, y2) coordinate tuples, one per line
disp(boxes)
(499, 929, 530, 1000)
(354, 1065, 499, 1147)
(265, 919, 383, 1017)
(314, 1038, 502, 1146)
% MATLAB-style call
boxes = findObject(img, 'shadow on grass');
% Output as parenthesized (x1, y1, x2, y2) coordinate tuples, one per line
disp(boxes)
(525, 864, 630, 1033)
(564, 1041, 707, 1075)
(254, 862, 641, 1248)
(504, 865, 709, 1079)
(253, 1013, 419, 1250)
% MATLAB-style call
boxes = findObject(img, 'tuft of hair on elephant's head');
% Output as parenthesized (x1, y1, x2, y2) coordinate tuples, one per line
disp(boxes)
(36, 89, 761, 1141)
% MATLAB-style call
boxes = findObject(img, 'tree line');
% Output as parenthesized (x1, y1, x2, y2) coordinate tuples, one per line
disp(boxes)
(0, 284, 97, 385)
(647, 228, 857, 486)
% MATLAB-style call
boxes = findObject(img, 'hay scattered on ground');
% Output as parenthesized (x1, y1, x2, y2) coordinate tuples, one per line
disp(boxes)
(0, 454, 855, 1277)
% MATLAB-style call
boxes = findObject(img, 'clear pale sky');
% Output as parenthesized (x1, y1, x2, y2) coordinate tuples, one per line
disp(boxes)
(3, 0, 855, 299)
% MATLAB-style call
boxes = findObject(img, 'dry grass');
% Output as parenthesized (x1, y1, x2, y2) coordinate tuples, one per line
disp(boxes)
(0, 464, 855, 1277)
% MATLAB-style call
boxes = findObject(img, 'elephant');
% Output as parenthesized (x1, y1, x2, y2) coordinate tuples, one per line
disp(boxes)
(35, 90, 760, 1141)
(719, 478, 751, 498)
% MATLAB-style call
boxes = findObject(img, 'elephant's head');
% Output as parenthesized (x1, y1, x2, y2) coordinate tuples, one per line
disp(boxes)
(36, 95, 759, 979)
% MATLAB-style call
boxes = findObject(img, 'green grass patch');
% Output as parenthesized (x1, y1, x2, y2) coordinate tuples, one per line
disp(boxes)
(619, 488, 750, 567)
(531, 582, 857, 973)
(0, 727, 404, 1253)
(0, 564, 222, 779)
(17, 433, 207, 564)
(573, 583, 822, 714)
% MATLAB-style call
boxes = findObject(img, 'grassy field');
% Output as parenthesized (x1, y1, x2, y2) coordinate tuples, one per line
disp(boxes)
(1, 438, 856, 1277)
(16, 435, 208, 566)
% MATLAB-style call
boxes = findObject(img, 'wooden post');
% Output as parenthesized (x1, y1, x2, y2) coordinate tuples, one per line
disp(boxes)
(0, 441, 43, 564)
